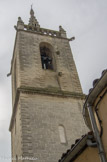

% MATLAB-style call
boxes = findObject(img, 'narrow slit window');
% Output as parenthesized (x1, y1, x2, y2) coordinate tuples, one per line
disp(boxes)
(58, 125, 67, 144)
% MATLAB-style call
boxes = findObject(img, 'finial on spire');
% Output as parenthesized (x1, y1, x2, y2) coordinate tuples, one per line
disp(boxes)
(30, 4, 34, 16)
(59, 25, 67, 38)
(29, 6, 40, 28)
(31, 4, 33, 9)
(17, 17, 24, 30)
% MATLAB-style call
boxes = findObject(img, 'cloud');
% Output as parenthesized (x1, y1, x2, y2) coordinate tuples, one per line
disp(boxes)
(0, 0, 107, 161)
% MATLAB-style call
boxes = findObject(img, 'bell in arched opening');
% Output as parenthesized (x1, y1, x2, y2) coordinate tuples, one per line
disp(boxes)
(40, 45, 53, 70)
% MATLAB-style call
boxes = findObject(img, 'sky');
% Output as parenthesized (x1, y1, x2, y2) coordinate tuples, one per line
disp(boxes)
(0, 0, 107, 161)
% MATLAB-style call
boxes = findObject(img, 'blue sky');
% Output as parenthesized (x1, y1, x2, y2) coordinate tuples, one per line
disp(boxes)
(0, 0, 107, 161)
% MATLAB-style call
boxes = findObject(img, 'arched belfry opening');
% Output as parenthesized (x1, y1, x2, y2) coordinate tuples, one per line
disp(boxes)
(40, 43, 54, 70)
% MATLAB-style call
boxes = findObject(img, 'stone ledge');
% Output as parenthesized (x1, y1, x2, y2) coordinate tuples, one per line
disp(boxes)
(18, 86, 86, 99)
(9, 86, 86, 132)
(16, 28, 68, 40)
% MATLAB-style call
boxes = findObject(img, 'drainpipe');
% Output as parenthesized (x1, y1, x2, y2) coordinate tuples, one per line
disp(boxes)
(87, 103, 107, 162)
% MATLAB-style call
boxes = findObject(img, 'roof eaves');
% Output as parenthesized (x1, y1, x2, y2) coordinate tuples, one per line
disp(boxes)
(59, 135, 88, 162)
(83, 69, 107, 129)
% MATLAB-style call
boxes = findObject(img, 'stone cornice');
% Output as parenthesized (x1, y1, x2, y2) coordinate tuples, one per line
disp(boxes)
(18, 86, 86, 99)
(9, 86, 86, 131)
(15, 27, 68, 40)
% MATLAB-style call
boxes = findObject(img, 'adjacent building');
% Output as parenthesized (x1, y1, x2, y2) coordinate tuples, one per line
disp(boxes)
(59, 69, 107, 162)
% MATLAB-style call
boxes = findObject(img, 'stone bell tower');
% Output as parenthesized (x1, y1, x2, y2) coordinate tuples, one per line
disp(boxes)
(9, 7, 87, 162)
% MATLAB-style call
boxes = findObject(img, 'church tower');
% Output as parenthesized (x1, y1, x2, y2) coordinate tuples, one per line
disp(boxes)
(9, 8, 87, 162)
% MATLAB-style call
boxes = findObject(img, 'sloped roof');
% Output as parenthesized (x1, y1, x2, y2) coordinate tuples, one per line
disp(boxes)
(59, 132, 95, 162)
